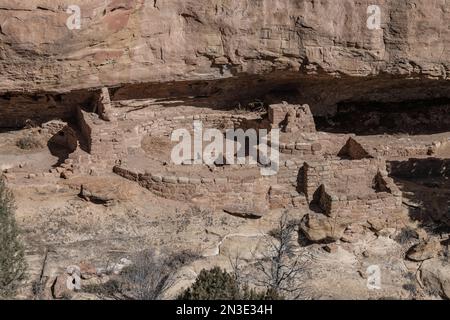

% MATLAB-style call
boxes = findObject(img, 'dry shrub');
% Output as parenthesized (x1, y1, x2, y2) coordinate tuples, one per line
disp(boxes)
(16, 136, 43, 150)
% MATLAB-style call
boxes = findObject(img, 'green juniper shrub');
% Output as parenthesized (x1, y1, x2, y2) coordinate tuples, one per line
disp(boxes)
(0, 176, 27, 298)
(178, 267, 284, 300)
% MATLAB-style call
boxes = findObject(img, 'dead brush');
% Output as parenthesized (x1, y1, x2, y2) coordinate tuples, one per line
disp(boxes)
(16, 135, 44, 150)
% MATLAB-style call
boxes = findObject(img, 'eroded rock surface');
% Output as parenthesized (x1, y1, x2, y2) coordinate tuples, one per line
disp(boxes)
(1, 0, 450, 94)
(421, 258, 450, 299)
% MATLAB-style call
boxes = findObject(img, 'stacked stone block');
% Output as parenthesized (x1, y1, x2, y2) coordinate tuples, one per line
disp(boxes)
(113, 165, 274, 209)
(268, 102, 316, 133)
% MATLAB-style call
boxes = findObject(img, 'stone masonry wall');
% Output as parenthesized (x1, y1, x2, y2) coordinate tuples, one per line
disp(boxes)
(76, 107, 92, 152)
(137, 113, 257, 138)
(72, 108, 127, 171)
(303, 158, 386, 200)
(279, 141, 322, 156)
(318, 174, 403, 225)
(113, 165, 274, 209)
(269, 103, 316, 133)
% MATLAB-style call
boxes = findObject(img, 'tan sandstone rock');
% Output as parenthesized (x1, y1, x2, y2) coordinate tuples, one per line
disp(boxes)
(300, 213, 346, 242)
(52, 275, 73, 299)
(406, 240, 442, 262)
(1, 0, 450, 94)
(79, 261, 97, 280)
(421, 258, 450, 299)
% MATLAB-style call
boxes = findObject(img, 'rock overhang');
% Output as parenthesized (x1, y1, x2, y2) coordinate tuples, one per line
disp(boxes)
(1, 0, 450, 94)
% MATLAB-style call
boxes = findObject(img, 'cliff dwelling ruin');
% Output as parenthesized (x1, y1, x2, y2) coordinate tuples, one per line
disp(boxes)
(1, 0, 450, 301)
(1, 77, 449, 242)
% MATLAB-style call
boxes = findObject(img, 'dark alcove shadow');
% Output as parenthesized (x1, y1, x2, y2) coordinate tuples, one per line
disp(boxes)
(388, 158, 450, 235)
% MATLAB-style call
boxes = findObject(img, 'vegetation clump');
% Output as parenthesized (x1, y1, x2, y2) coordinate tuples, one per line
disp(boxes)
(0, 177, 27, 298)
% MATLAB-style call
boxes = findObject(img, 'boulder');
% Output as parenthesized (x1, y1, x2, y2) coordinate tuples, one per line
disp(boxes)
(406, 240, 441, 262)
(421, 258, 450, 299)
(52, 275, 73, 299)
(79, 261, 97, 280)
(80, 185, 114, 204)
(79, 183, 117, 206)
(51, 264, 84, 299)
(300, 213, 346, 242)
(66, 265, 81, 277)
(367, 218, 389, 232)
(69, 177, 137, 204)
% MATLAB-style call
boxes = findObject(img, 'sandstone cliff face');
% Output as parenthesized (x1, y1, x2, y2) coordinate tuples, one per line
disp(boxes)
(0, 0, 449, 94)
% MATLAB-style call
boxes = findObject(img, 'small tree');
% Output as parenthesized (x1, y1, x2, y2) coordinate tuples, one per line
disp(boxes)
(0, 176, 27, 298)
(252, 212, 308, 299)
(121, 249, 175, 300)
